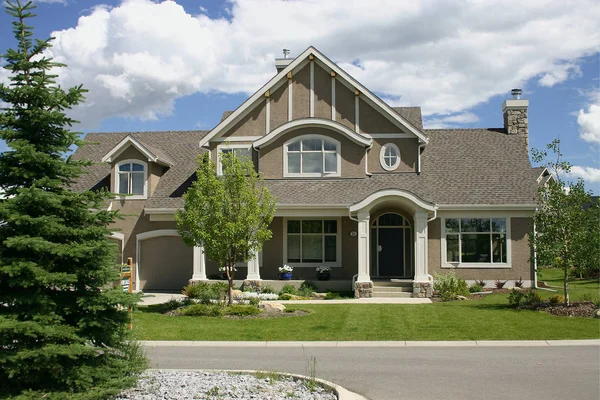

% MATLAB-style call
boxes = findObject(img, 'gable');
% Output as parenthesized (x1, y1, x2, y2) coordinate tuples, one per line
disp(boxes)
(200, 46, 428, 148)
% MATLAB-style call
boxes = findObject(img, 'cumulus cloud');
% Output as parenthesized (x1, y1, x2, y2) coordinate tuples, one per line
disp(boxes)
(24, 0, 600, 129)
(425, 112, 479, 129)
(577, 90, 600, 144)
(34, 0, 68, 4)
(567, 165, 600, 184)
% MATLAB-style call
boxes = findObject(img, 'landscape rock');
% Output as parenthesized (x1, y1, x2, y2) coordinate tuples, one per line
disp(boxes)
(312, 292, 327, 300)
(594, 309, 600, 319)
(260, 302, 286, 313)
(456, 295, 468, 301)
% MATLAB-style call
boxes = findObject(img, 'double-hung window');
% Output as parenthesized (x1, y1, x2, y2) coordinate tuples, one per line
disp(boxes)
(444, 218, 508, 266)
(217, 144, 252, 175)
(284, 135, 340, 177)
(286, 219, 339, 266)
(116, 160, 146, 198)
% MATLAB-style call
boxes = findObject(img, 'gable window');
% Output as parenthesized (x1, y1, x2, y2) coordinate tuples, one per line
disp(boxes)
(285, 219, 340, 266)
(380, 143, 400, 171)
(443, 217, 509, 267)
(116, 160, 147, 198)
(284, 135, 341, 177)
(217, 144, 252, 175)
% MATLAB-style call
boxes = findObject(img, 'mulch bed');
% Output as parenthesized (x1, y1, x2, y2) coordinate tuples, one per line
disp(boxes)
(520, 301, 598, 318)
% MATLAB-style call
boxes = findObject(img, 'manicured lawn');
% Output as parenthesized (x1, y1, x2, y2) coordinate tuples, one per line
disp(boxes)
(132, 294, 600, 341)
(537, 268, 600, 301)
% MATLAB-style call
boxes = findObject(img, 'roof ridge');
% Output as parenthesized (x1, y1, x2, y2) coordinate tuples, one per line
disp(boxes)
(86, 130, 210, 135)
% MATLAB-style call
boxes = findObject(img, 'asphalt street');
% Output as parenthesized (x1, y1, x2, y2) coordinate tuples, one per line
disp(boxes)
(143, 344, 600, 400)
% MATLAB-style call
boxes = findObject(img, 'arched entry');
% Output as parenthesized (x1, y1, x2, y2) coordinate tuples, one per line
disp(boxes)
(370, 213, 413, 278)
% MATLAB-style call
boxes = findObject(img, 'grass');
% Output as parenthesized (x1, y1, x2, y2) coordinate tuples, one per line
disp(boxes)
(132, 293, 599, 341)
(537, 268, 600, 301)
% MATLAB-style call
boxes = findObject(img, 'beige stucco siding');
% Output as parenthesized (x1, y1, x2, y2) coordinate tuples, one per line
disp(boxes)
(259, 127, 366, 179)
(270, 81, 289, 131)
(335, 80, 355, 131)
(314, 64, 332, 120)
(139, 236, 193, 290)
(368, 138, 418, 173)
(260, 217, 284, 280)
(292, 64, 310, 120)
(427, 217, 534, 281)
(221, 101, 267, 138)
(359, 99, 401, 134)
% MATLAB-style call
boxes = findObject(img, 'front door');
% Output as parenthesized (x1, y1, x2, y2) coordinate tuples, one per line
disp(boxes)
(371, 213, 412, 278)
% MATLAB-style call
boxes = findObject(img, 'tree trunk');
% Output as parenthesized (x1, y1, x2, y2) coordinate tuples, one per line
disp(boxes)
(227, 264, 234, 305)
(563, 265, 569, 306)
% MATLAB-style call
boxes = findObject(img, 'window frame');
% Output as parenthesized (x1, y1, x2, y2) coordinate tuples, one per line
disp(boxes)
(216, 143, 253, 176)
(115, 159, 148, 200)
(379, 143, 401, 171)
(283, 217, 342, 268)
(283, 134, 341, 178)
(440, 216, 512, 269)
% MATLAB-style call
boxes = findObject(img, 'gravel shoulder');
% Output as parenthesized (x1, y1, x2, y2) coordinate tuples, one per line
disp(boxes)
(116, 370, 337, 400)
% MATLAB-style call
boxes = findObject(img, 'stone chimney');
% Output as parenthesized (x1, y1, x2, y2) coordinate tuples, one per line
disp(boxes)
(502, 88, 528, 135)
(275, 49, 293, 72)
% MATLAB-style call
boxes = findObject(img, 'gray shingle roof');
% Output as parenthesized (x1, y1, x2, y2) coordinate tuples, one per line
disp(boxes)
(392, 107, 423, 130)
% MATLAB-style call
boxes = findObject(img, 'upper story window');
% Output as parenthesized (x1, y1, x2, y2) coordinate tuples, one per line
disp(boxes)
(217, 144, 252, 175)
(380, 143, 400, 171)
(116, 160, 147, 199)
(284, 135, 341, 177)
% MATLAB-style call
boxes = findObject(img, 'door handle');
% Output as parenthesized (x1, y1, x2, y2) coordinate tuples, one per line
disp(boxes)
(378, 245, 382, 252)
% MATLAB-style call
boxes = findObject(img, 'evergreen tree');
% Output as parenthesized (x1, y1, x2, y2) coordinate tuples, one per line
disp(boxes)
(0, 1, 145, 398)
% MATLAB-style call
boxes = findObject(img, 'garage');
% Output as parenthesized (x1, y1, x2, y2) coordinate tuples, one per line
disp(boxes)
(138, 235, 193, 291)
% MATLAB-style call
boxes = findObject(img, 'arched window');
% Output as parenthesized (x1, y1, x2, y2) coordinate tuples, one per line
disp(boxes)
(380, 143, 401, 171)
(284, 135, 341, 177)
(116, 160, 147, 198)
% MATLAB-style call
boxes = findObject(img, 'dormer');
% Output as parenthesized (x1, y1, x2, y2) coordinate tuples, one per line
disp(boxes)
(101, 135, 174, 199)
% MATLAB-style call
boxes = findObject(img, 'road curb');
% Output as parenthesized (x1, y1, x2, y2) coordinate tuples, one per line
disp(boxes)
(141, 339, 600, 347)
(147, 368, 368, 400)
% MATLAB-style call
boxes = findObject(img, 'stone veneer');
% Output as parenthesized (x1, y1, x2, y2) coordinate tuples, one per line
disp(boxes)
(354, 281, 373, 298)
(503, 108, 528, 135)
(412, 282, 432, 298)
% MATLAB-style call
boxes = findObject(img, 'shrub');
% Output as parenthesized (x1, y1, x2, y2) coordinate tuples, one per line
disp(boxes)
(324, 292, 341, 300)
(183, 282, 229, 304)
(248, 296, 260, 307)
(476, 280, 486, 288)
(433, 272, 469, 301)
(261, 284, 277, 294)
(469, 283, 484, 293)
(548, 294, 565, 304)
(523, 290, 542, 306)
(280, 284, 298, 295)
(298, 281, 318, 297)
(514, 277, 524, 288)
(494, 280, 507, 289)
(225, 305, 261, 316)
(279, 293, 296, 300)
(181, 304, 224, 317)
(508, 288, 525, 307)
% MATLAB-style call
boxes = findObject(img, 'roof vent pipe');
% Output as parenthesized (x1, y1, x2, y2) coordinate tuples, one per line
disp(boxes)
(283, 49, 290, 59)
(511, 88, 522, 100)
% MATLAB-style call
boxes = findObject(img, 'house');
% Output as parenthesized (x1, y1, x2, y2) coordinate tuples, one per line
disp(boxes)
(71, 47, 540, 297)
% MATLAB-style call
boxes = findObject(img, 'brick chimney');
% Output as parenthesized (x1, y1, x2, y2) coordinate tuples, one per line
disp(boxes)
(503, 88, 528, 135)
(275, 49, 293, 72)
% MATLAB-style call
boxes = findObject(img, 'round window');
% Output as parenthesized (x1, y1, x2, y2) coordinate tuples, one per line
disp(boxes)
(380, 143, 400, 171)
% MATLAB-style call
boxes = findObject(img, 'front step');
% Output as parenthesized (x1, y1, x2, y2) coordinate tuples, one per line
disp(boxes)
(371, 285, 413, 298)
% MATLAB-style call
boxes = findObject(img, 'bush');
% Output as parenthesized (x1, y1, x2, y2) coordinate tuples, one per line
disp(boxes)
(508, 288, 525, 307)
(280, 284, 298, 295)
(508, 289, 542, 308)
(548, 294, 564, 304)
(260, 284, 276, 294)
(469, 283, 484, 293)
(298, 281, 318, 297)
(494, 280, 507, 289)
(248, 296, 260, 307)
(523, 290, 542, 306)
(181, 304, 224, 317)
(279, 293, 296, 300)
(514, 277, 524, 288)
(225, 305, 261, 316)
(183, 282, 228, 304)
(324, 292, 341, 300)
(433, 272, 469, 301)
(476, 280, 486, 288)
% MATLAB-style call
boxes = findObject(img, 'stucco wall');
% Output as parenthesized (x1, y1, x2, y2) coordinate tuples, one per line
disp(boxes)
(427, 217, 534, 281)
(359, 99, 401, 134)
(368, 138, 418, 173)
(335, 80, 355, 131)
(314, 64, 332, 120)
(292, 63, 310, 120)
(221, 100, 267, 138)
(260, 217, 284, 280)
(258, 127, 366, 179)
(270, 81, 289, 131)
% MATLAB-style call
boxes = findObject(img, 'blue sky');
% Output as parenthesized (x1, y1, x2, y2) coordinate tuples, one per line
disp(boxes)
(1, 0, 599, 192)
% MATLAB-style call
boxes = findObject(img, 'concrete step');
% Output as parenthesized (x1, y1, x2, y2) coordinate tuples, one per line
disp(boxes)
(371, 291, 413, 298)
(371, 280, 413, 288)
(372, 286, 413, 294)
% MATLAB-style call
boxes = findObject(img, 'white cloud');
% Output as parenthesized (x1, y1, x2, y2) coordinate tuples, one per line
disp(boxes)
(567, 165, 600, 183)
(425, 112, 479, 129)
(34, 0, 68, 4)
(577, 90, 600, 144)
(30, 0, 600, 129)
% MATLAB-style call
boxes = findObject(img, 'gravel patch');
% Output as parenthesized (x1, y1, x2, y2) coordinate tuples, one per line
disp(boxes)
(116, 370, 337, 400)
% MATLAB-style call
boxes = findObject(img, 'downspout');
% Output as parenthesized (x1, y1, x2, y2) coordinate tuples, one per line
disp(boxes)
(365, 142, 373, 177)
(533, 212, 538, 289)
(417, 143, 424, 175)
(425, 204, 438, 284)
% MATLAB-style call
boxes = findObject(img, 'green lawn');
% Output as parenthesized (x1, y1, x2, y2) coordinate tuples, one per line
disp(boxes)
(537, 268, 600, 301)
(132, 293, 600, 341)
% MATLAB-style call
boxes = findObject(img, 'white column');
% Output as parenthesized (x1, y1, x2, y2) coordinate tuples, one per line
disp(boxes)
(192, 246, 207, 281)
(356, 211, 371, 282)
(246, 250, 261, 280)
(413, 211, 429, 282)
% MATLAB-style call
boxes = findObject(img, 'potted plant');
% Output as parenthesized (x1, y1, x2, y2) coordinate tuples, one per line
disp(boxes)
(316, 266, 331, 281)
(278, 265, 293, 280)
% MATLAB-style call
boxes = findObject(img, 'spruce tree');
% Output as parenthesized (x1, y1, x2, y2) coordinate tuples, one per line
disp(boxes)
(0, 1, 145, 398)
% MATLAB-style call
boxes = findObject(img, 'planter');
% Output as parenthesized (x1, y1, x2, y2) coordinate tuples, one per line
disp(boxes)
(317, 273, 331, 281)
(279, 272, 292, 280)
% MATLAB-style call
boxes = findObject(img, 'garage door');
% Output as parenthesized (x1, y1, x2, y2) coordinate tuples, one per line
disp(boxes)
(139, 236, 193, 291)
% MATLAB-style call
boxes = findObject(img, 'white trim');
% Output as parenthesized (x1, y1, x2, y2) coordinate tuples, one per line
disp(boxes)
(144, 208, 177, 215)
(288, 78, 293, 122)
(354, 95, 360, 133)
(440, 216, 512, 269)
(363, 133, 414, 139)
(216, 143, 253, 175)
(349, 189, 436, 213)
(265, 97, 270, 134)
(135, 229, 180, 291)
(283, 217, 342, 268)
(283, 134, 341, 178)
(437, 204, 537, 211)
(331, 76, 336, 121)
(253, 118, 372, 149)
(212, 136, 262, 143)
(199, 46, 428, 148)
(379, 143, 401, 171)
(114, 159, 148, 200)
(309, 61, 315, 118)
(109, 232, 124, 264)
(502, 99, 529, 112)
(275, 208, 348, 217)
(102, 136, 173, 166)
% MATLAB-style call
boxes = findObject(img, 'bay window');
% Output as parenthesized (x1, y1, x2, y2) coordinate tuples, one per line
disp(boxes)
(444, 217, 508, 266)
